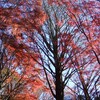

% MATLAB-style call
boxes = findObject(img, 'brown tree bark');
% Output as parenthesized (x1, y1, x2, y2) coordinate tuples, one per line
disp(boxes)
(55, 68, 64, 100)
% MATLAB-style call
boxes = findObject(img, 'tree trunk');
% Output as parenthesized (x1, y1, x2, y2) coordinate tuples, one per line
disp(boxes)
(55, 68, 64, 100)
(83, 88, 91, 100)
(53, 32, 64, 100)
(79, 74, 91, 100)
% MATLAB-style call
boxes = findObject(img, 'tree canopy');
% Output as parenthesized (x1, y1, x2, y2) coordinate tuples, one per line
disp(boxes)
(0, 0, 100, 100)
